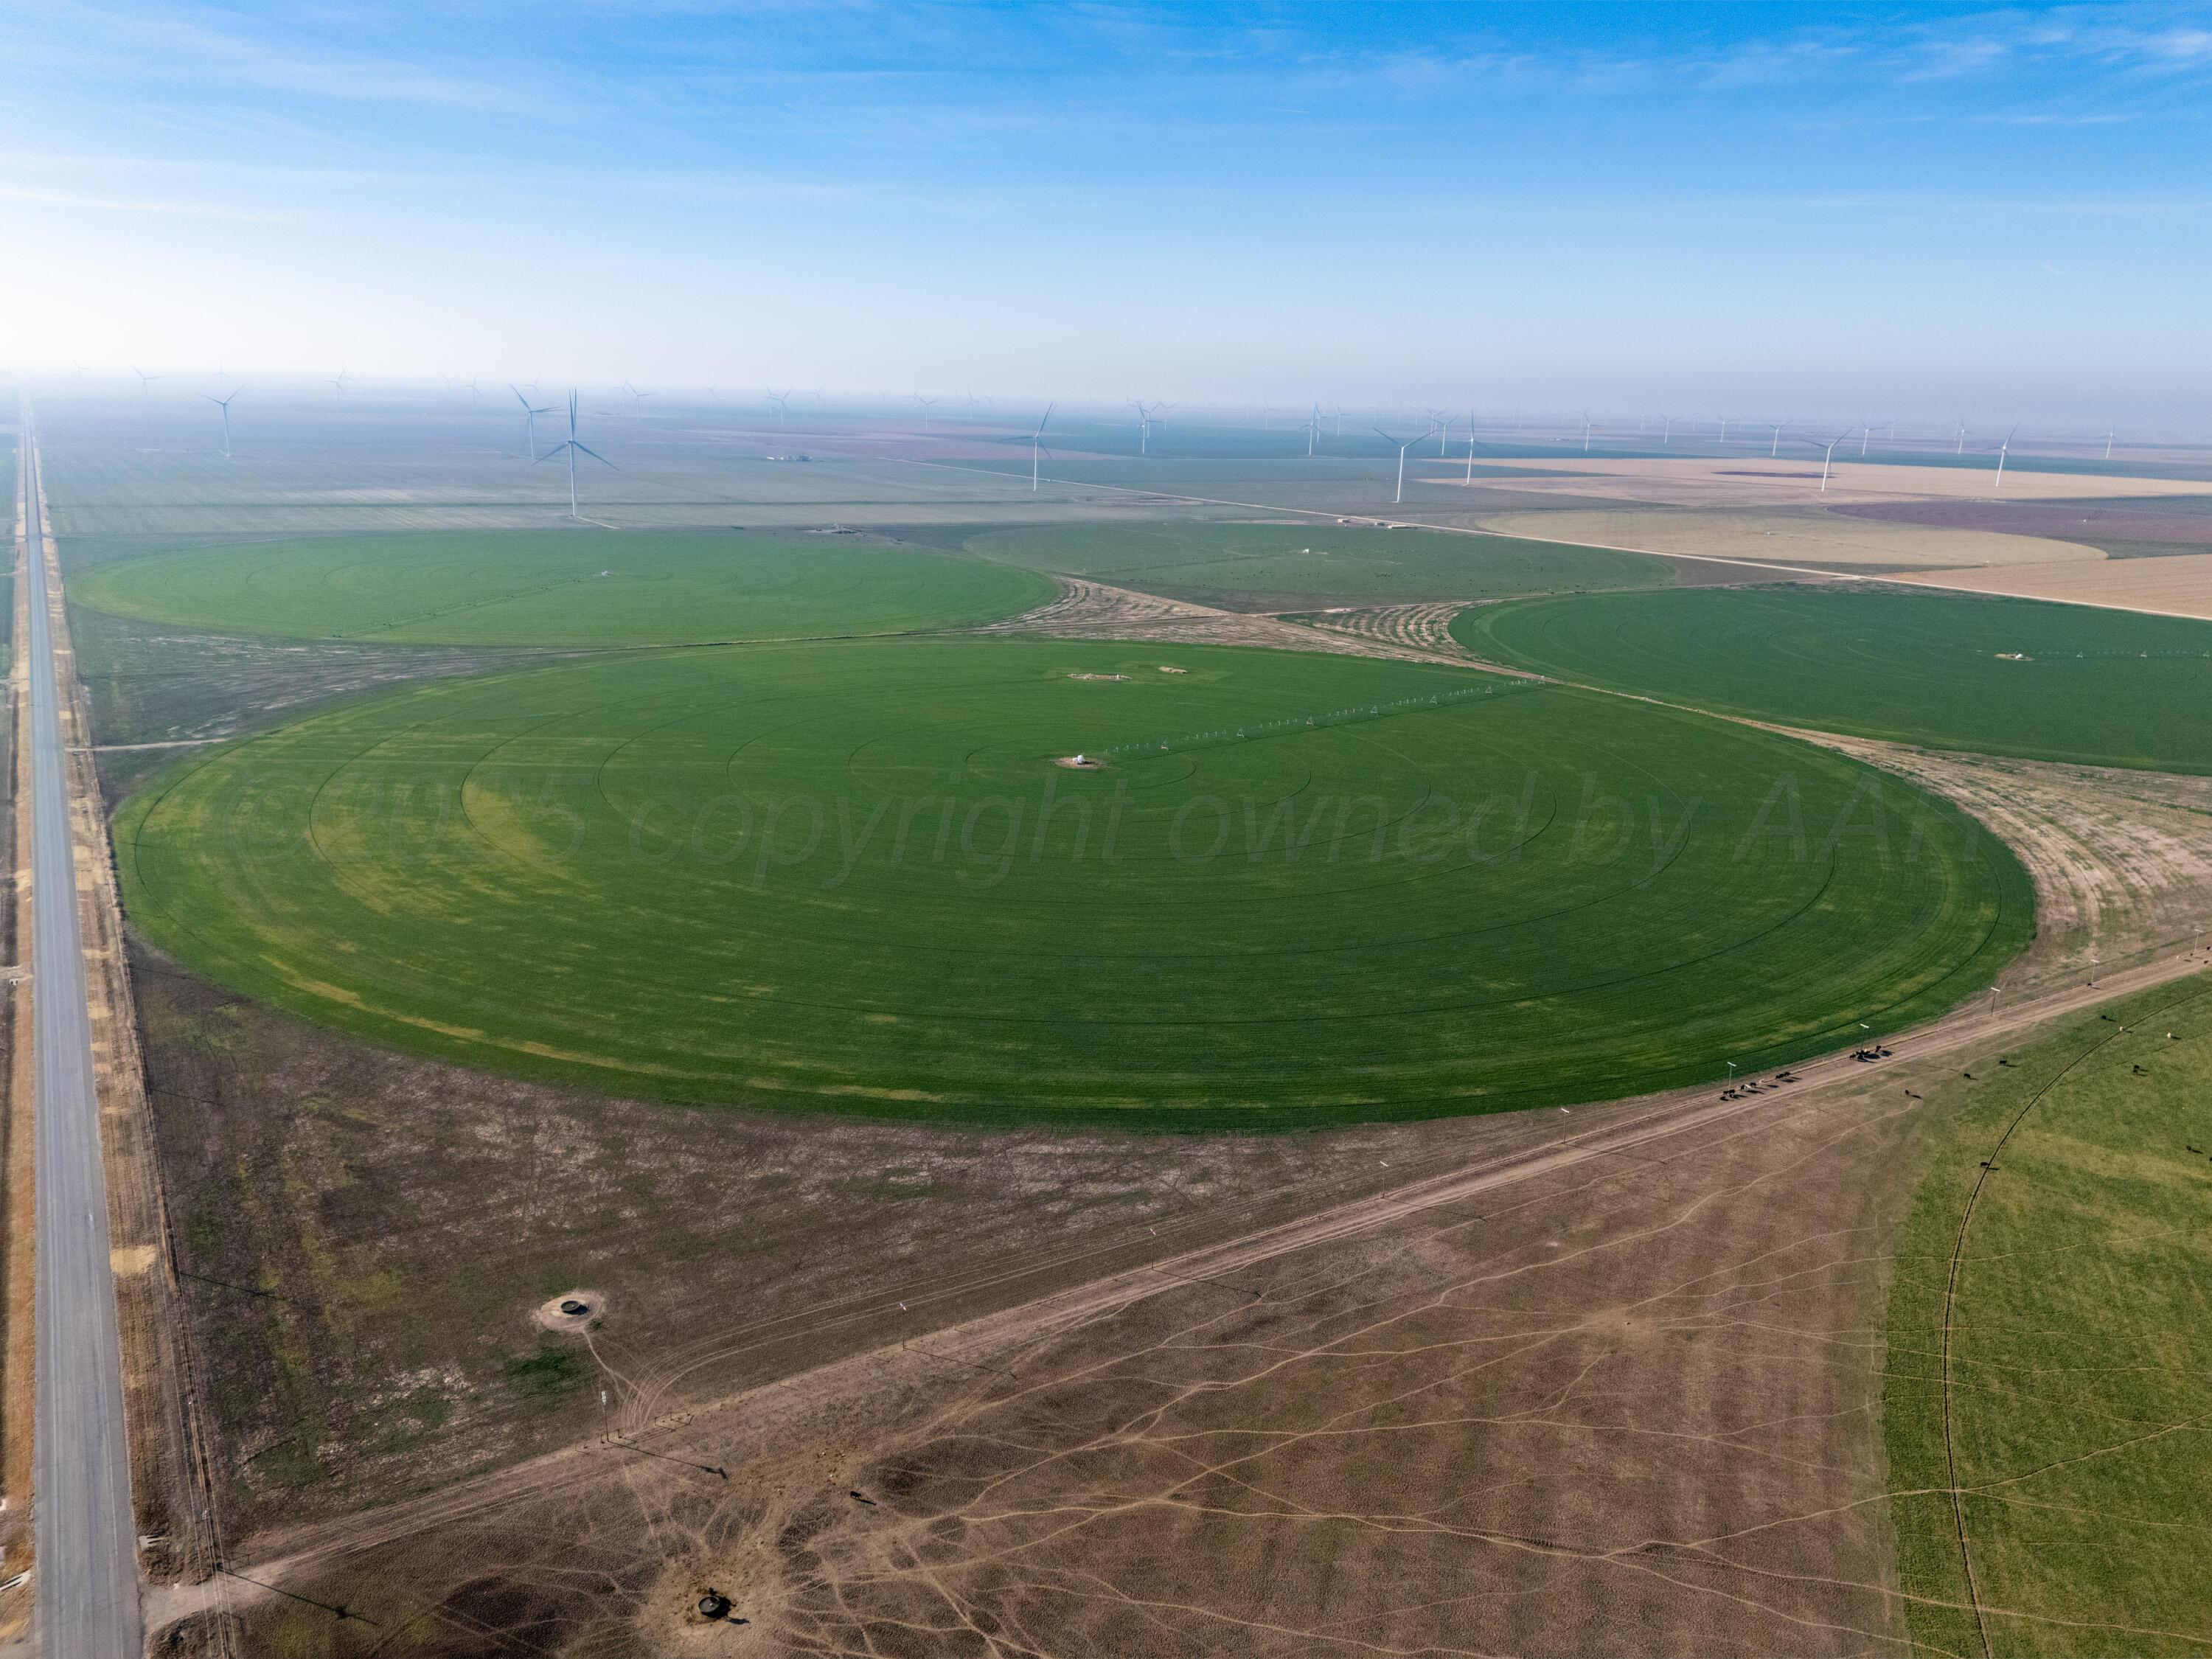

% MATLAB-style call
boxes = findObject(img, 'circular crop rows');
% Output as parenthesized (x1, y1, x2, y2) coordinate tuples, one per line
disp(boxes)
(118, 638, 2032, 1128)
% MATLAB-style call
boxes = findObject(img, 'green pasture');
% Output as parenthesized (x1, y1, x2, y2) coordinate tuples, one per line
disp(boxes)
(1455, 586, 2212, 773)
(1882, 973, 2212, 1655)
(967, 521, 1669, 611)
(118, 638, 2029, 1128)
(72, 529, 1053, 646)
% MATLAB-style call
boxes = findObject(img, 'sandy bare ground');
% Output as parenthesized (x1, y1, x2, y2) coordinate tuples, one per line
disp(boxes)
(974, 577, 1489, 669)
(175, 947, 2208, 1657)
(1475, 507, 2104, 572)
(1430, 456, 2212, 509)
(1884, 550, 2212, 620)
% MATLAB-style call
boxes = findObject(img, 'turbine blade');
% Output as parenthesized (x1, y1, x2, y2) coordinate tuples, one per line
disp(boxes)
(574, 443, 617, 468)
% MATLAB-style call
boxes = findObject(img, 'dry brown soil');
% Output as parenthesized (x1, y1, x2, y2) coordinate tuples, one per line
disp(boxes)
(177, 953, 2208, 1657)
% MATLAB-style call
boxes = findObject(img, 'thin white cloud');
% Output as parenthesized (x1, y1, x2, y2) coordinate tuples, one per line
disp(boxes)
(0, 181, 285, 220)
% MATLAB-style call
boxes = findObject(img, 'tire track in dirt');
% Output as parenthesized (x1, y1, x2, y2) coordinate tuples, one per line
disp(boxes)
(218, 944, 2205, 1602)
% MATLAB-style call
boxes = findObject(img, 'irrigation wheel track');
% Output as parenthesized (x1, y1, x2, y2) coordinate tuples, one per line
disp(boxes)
(1935, 975, 2212, 1659)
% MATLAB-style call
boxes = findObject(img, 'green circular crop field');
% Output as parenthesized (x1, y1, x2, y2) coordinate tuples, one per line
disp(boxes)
(1454, 586, 2212, 773)
(74, 530, 1054, 646)
(116, 639, 2031, 1128)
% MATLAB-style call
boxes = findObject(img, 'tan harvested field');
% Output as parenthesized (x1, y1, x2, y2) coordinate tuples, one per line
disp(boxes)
(1476, 507, 2104, 572)
(1427, 455, 2212, 509)
(1887, 549, 2212, 619)
(181, 950, 2210, 1657)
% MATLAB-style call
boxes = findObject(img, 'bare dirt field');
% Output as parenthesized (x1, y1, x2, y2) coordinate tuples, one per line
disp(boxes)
(1427, 456, 2212, 509)
(1885, 550, 2212, 620)
(1473, 507, 2103, 573)
(132, 940, 1522, 1543)
(182, 952, 2211, 1658)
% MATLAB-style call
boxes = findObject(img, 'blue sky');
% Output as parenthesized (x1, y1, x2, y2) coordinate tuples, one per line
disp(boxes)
(5, 2, 2209, 420)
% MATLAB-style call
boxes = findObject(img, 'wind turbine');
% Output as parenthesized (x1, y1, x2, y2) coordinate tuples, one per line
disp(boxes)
(466, 372, 482, 399)
(201, 386, 241, 456)
(1464, 414, 1483, 483)
(1374, 427, 1421, 505)
(132, 366, 162, 398)
(1817, 426, 1860, 493)
(1131, 400, 1170, 456)
(1661, 415, 1674, 447)
(511, 385, 552, 460)
(1029, 403, 1054, 492)
(535, 390, 615, 519)
(1860, 422, 1873, 458)
(327, 368, 352, 400)
(2104, 422, 2115, 461)
(1427, 410, 1452, 456)
(1955, 417, 1967, 456)
(1303, 403, 1322, 457)
(1767, 420, 1786, 458)
(1993, 424, 2018, 492)
(1717, 416, 1730, 446)
(1580, 411, 1593, 453)
(914, 394, 940, 431)
(766, 388, 791, 428)
(621, 379, 650, 419)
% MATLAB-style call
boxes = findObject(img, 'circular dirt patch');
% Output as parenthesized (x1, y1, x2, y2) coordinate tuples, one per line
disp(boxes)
(535, 1290, 605, 1332)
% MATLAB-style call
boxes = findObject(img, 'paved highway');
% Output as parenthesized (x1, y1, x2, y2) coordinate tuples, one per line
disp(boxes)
(19, 402, 140, 1655)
